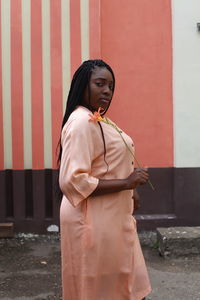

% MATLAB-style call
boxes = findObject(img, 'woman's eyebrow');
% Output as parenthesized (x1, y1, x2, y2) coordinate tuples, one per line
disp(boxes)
(94, 77, 113, 82)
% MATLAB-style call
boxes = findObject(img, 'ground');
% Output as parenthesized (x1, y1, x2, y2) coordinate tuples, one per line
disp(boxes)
(0, 233, 200, 300)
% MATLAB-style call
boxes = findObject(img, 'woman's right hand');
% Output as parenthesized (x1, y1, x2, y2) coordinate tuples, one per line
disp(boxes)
(126, 168, 149, 189)
(91, 168, 149, 197)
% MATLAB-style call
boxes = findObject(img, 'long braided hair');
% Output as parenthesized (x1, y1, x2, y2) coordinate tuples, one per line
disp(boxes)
(56, 59, 115, 199)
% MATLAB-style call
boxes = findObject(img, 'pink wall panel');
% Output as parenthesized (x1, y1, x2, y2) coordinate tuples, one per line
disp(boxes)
(50, 0, 63, 169)
(0, 3, 4, 169)
(31, 0, 44, 169)
(101, 0, 173, 167)
(11, 0, 24, 169)
(89, 0, 101, 58)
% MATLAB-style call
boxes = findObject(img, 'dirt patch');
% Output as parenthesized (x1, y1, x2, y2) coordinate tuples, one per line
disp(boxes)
(0, 233, 200, 300)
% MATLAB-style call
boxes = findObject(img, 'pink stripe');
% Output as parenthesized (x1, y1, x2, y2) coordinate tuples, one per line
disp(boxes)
(50, 0, 63, 169)
(31, 0, 44, 169)
(0, 3, 4, 169)
(101, 0, 173, 167)
(70, 0, 81, 76)
(11, 0, 24, 169)
(89, 0, 101, 58)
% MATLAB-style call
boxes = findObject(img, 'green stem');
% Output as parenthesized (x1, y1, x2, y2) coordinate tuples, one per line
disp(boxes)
(102, 117, 155, 191)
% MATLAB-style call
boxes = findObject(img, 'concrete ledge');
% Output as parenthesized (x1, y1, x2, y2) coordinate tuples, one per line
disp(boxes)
(156, 226, 200, 257)
(0, 223, 14, 238)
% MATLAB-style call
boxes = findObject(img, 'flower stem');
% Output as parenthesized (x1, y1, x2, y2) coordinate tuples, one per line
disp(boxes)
(102, 117, 155, 191)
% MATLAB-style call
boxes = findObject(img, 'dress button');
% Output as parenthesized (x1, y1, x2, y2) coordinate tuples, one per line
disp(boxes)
(132, 144, 134, 147)
(131, 161, 134, 165)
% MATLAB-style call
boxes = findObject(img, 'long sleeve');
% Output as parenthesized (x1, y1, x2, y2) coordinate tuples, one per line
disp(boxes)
(59, 116, 99, 207)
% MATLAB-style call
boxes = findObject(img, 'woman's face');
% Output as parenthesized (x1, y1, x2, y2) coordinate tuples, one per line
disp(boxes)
(82, 67, 114, 112)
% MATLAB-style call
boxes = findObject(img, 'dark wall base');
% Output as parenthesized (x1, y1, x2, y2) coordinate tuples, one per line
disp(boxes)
(135, 167, 200, 230)
(0, 170, 60, 233)
(0, 168, 200, 233)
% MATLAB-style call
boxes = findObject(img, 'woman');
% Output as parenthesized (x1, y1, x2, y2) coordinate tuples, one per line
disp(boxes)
(58, 59, 151, 300)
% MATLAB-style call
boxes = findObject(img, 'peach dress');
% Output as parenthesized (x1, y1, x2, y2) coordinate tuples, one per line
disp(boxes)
(59, 106, 151, 300)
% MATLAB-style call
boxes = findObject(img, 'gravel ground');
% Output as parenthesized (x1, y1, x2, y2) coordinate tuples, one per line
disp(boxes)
(0, 232, 200, 300)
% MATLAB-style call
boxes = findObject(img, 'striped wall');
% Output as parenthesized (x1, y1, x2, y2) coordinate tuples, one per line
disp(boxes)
(0, 0, 100, 170)
(1, 0, 200, 232)
(1, 0, 200, 170)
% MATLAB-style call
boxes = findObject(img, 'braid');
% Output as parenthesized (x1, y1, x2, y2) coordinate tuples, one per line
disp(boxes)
(98, 122, 109, 173)
(56, 59, 115, 199)
(63, 59, 115, 126)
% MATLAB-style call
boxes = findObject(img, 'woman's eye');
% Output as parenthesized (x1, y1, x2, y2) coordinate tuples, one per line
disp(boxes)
(109, 85, 114, 91)
(96, 82, 103, 87)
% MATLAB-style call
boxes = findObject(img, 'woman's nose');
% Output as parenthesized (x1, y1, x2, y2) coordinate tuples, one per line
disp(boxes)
(103, 85, 111, 95)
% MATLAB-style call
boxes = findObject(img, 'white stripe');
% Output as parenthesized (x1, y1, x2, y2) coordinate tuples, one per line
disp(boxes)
(42, 0, 52, 168)
(61, 0, 71, 113)
(172, 0, 200, 167)
(1, 0, 12, 169)
(22, 0, 32, 169)
(80, 0, 89, 62)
